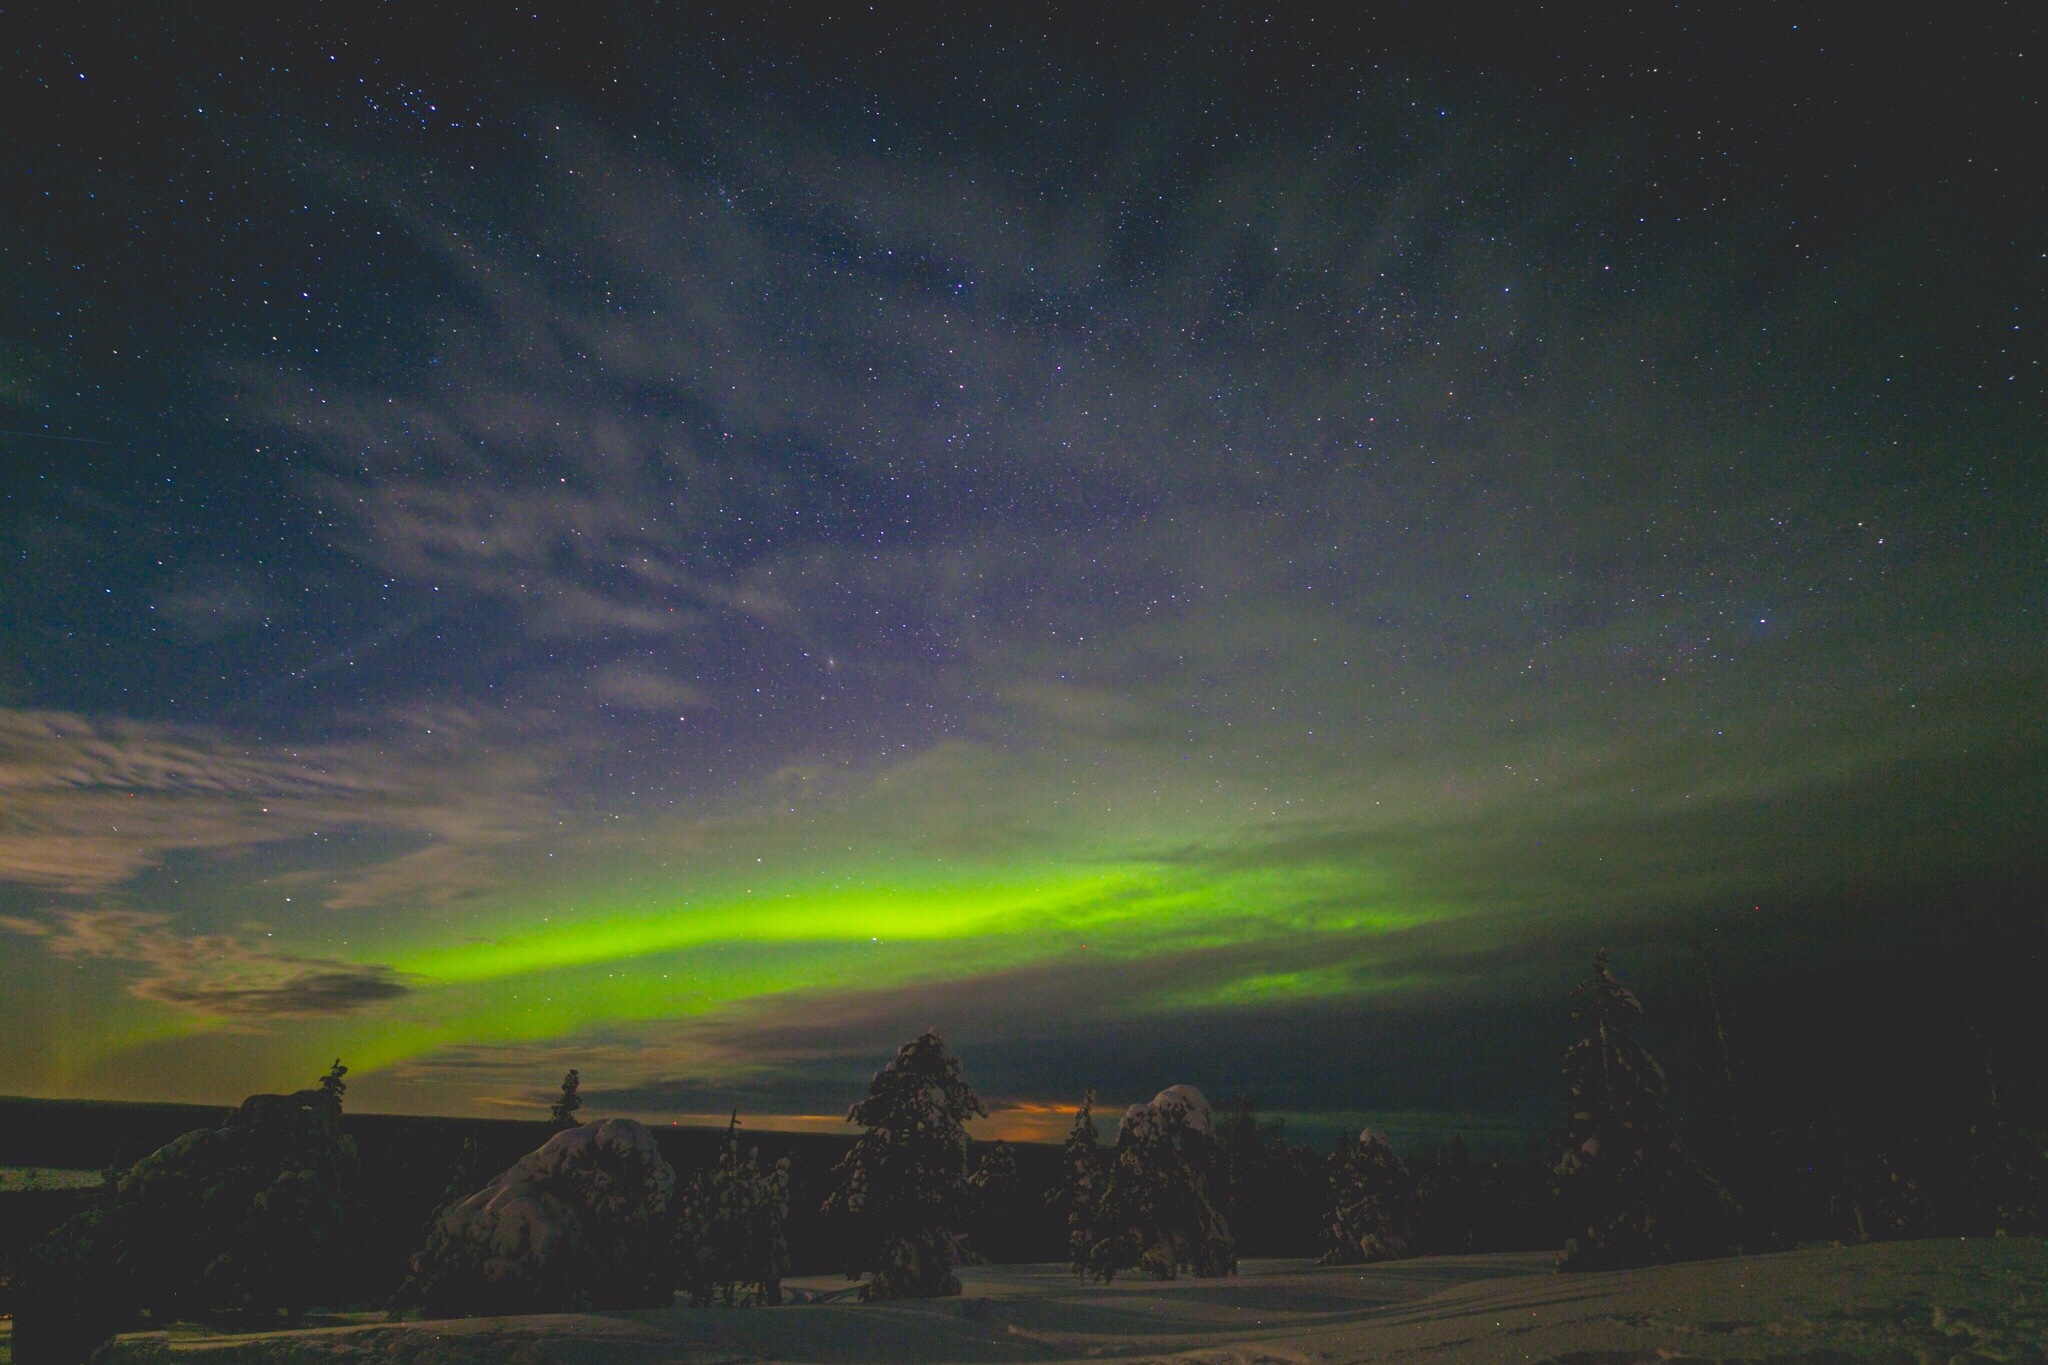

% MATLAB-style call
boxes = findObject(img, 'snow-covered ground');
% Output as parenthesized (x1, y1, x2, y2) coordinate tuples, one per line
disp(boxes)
(87, 1237, 2047, 1364)
(0, 1167, 104, 1191)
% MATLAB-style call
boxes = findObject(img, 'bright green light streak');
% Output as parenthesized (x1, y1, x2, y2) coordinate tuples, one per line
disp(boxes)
(305, 855, 1460, 1080)
(398, 868, 1131, 983)
(395, 859, 1426, 988)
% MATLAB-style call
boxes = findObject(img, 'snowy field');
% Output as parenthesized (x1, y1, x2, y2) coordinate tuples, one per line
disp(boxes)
(72, 1237, 2048, 1364)
(0, 1168, 104, 1192)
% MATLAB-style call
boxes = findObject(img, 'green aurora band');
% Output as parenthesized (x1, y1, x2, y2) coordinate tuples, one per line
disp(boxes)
(345, 857, 1443, 1073)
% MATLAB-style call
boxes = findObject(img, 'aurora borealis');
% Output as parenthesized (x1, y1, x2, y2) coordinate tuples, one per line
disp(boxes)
(2, 9, 2043, 1145)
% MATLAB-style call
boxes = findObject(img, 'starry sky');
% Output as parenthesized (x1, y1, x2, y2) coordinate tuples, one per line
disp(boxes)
(2, 6, 2042, 1146)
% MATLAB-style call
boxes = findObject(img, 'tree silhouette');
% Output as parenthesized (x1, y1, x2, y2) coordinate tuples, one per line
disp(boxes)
(674, 1113, 792, 1306)
(318, 1059, 348, 1110)
(1555, 951, 1736, 1268)
(1322, 1129, 1415, 1264)
(1048, 1093, 1103, 1276)
(550, 1069, 583, 1129)
(1082, 1087, 1235, 1281)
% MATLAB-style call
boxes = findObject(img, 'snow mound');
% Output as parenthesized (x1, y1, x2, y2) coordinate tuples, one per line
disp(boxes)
(1116, 1084, 1212, 1140)
(404, 1116, 675, 1317)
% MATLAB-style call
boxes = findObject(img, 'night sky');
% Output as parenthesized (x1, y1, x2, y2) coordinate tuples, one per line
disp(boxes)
(2, 7, 2042, 1146)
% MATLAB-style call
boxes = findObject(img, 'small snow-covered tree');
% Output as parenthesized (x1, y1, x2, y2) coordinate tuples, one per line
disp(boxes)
(1082, 1086, 1235, 1281)
(550, 1069, 583, 1129)
(1555, 951, 1736, 1269)
(674, 1114, 791, 1306)
(1048, 1093, 1103, 1276)
(1322, 1129, 1415, 1264)
(821, 1029, 987, 1299)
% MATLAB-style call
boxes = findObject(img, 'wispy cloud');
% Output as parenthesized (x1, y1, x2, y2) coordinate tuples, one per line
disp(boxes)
(0, 706, 560, 911)
(0, 909, 409, 1021)
(244, 100, 1968, 757)
(585, 661, 710, 715)
(0, 708, 381, 895)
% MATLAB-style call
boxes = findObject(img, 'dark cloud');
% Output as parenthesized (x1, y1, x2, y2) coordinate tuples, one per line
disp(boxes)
(137, 966, 411, 1019)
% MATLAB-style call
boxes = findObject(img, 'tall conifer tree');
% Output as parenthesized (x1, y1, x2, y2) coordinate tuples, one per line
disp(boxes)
(1322, 1129, 1415, 1264)
(675, 1114, 792, 1306)
(1555, 951, 1736, 1268)
(822, 1029, 987, 1299)
(1082, 1088, 1235, 1281)
(1050, 1093, 1103, 1276)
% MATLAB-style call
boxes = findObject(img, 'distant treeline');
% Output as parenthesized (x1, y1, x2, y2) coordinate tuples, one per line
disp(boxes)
(3, 948, 2042, 1326)
(0, 1096, 1462, 1296)
(0, 1087, 1485, 1330)
(0, 1101, 1044, 1290)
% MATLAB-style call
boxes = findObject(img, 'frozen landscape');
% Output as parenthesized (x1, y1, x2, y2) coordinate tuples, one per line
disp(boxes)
(4, 8, 2044, 1365)
(80, 1239, 2048, 1365)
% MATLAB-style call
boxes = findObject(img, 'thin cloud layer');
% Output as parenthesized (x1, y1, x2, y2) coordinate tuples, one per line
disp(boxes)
(0, 709, 380, 895)
(0, 706, 564, 912)
(0, 909, 409, 1021)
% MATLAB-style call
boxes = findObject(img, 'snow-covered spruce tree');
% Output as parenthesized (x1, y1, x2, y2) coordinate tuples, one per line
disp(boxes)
(821, 1029, 987, 1299)
(1555, 951, 1737, 1269)
(1082, 1086, 1235, 1282)
(1321, 1129, 1416, 1264)
(674, 1114, 792, 1306)
(1048, 1092, 1103, 1276)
